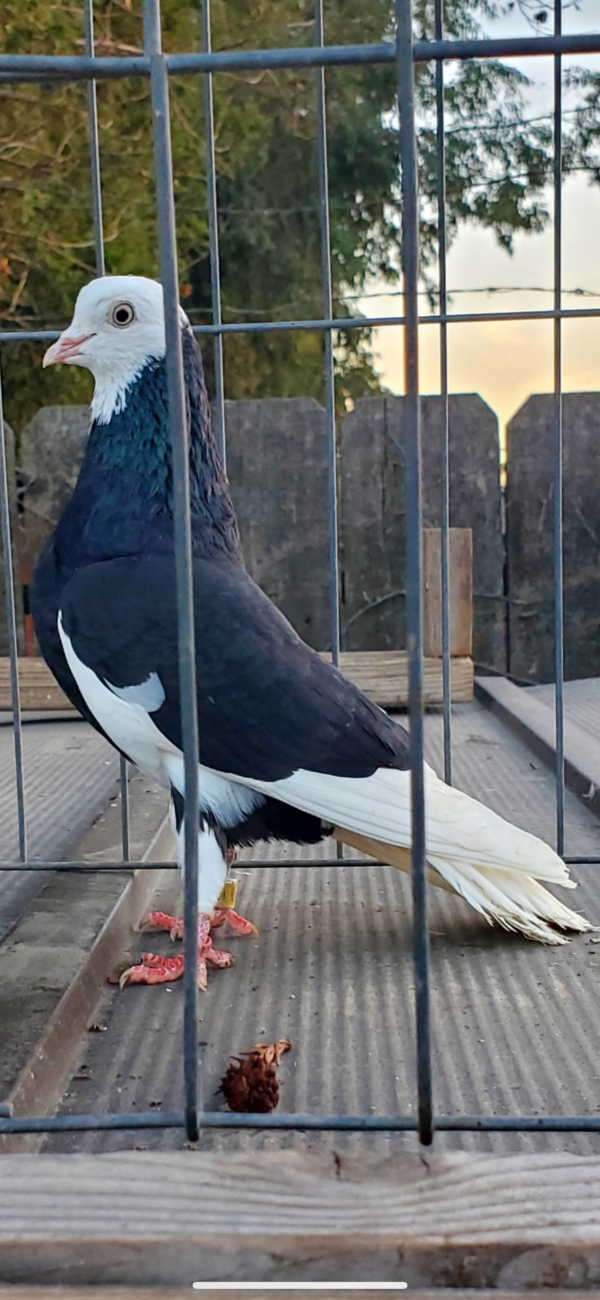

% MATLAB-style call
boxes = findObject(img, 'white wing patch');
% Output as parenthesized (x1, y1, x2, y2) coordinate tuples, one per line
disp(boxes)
(170, 811, 229, 911)
(57, 613, 263, 827)
(106, 671, 165, 713)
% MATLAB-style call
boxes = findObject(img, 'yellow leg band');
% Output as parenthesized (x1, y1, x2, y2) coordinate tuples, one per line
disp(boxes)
(216, 880, 238, 909)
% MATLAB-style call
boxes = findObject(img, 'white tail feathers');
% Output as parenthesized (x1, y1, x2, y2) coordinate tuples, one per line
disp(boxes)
(333, 825, 593, 945)
(229, 752, 593, 945)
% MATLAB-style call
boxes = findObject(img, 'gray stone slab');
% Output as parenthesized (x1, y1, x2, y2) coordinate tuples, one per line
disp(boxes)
(339, 394, 505, 671)
(18, 404, 89, 584)
(507, 392, 600, 683)
(225, 397, 331, 649)
(18, 396, 504, 666)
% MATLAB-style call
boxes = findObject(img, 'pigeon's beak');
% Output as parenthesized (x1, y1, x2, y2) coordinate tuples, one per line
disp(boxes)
(43, 331, 94, 368)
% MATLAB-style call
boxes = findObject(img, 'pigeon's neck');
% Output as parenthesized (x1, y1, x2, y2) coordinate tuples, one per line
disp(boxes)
(56, 332, 239, 565)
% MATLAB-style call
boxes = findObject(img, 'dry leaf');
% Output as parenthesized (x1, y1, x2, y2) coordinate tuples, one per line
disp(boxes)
(247, 1038, 292, 1067)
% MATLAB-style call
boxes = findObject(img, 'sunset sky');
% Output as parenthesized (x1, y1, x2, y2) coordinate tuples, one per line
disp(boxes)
(363, 1, 600, 453)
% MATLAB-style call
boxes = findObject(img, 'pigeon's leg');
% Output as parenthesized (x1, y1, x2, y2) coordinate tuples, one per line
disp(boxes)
(136, 793, 186, 941)
(193, 824, 235, 987)
(206, 845, 258, 936)
(119, 817, 234, 990)
(139, 843, 257, 940)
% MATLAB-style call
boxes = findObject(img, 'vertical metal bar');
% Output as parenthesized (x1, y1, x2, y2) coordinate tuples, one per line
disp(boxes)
(84, 0, 132, 860)
(315, 0, 341, 667)
(201, 0, 226, 469)
(144, 0, 200, 1144)
(434, 0, 452, 785)
(83, 0, 105, 278)
(0, 364, 27, 861)
(396, 0, 433, 1146)
(119, 760, 131, 861)
(553, 0, 565, 856)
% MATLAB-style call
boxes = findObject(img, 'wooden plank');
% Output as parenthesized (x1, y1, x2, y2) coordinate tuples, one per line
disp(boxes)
(423, 527, 473, 658)
(323, 650, 474, 706)
(0, 1293, 594, 1300)
(0, 1291, 195, 1299)
(0, 1150, 600, 1286)
(0, 652, 474, 713)
(0, 658, 72, 712)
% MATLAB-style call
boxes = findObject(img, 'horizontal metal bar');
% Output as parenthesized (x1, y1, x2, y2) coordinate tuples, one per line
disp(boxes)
(0, 861, 172, 872)
(0, 54, 148, 79)
(1, 31, 599, 85)
(0, 855, 382, 872)
(184, 1113, 600, 1132)
(0, 853, 596, 871)
(0, 47, 388, 82)
(0, 331, 61, 343)
(415, 32, 600, 61)
(3, 304, 600, 349)
(0, 1111, 186, 1134)
(4, 1109, 600, 1134)
(237, 856, 380, 869)
(563, 856, 600, 865)
(181, 306, 600, 330)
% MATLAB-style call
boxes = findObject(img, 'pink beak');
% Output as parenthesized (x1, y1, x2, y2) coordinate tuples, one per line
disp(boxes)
(43, 332, 93, 368)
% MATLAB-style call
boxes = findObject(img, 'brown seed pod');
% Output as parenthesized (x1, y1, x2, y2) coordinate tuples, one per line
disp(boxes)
(220, 1055, 280, 1113)
(219, 1039, 292, 1113)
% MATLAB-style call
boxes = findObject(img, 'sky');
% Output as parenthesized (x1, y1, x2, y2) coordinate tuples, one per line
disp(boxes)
(361, 0, 600, 453)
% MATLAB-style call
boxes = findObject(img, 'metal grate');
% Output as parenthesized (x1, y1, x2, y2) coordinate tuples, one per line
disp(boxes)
(0, 0, 599, 1145)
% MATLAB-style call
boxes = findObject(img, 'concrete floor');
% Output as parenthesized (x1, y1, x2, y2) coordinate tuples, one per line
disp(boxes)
(1, 691, 593, 1159)
(0, 715, 120, 942)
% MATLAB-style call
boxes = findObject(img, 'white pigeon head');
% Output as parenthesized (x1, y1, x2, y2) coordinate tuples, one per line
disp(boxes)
(43, 275, 189, 424)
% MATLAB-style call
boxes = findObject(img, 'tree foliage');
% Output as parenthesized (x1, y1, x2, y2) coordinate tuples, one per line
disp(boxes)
(0, 0, 598, 429)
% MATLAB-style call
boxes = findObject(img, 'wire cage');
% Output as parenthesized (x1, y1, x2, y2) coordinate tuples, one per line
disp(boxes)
(0, 0, 600, 1149)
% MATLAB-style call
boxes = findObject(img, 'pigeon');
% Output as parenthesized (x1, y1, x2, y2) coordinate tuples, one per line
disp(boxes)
(33, 274, 592, 989)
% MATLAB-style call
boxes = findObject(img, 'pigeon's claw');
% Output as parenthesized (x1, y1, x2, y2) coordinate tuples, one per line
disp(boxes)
(198, 915, 234, 988)
(211, 907, 259, 938)
(119, 952, 185, 988)
(205, 944, 235, 967)
(139, 910, 184, 940)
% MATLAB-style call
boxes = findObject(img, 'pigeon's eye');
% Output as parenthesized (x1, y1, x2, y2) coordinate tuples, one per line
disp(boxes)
(109, 302, 136, 328)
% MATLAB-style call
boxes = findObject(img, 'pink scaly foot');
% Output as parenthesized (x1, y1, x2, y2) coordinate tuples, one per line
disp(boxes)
(119, 951, 185, 988)
(197, 914, 234, 989)
(140, 906, 258, 940)
(210, 908, 259, 937)
(118, 916, 233, 991)
(139, 910, 184, 940)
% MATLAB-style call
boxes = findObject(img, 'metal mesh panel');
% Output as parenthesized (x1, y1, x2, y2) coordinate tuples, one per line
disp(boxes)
(0, 0, 598, 1143)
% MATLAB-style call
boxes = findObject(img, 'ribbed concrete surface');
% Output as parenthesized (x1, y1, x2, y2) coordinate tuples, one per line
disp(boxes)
(0, 719, 120, 941)
(42, 699, 600, 1157)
